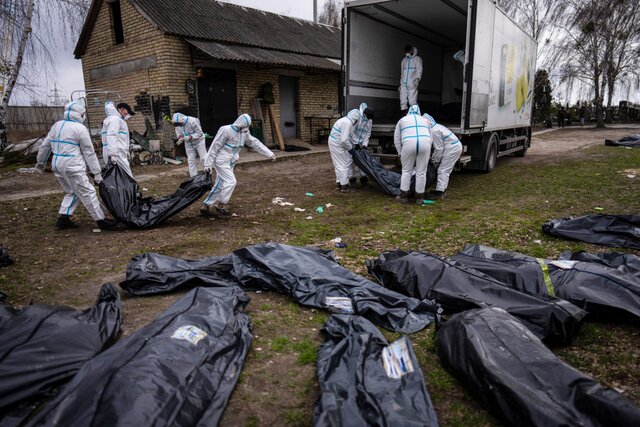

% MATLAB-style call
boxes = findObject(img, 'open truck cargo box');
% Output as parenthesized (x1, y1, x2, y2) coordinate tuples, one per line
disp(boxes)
(343, 0, 536, 170)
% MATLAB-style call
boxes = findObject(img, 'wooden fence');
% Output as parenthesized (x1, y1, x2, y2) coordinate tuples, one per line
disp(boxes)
(5, 106, 65, 133)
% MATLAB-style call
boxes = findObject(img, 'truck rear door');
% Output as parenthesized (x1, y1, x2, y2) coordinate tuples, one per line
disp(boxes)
(463, 0, 494, 129)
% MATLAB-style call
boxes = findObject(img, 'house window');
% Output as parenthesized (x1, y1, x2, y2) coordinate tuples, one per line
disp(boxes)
(110, 0, 124, 45)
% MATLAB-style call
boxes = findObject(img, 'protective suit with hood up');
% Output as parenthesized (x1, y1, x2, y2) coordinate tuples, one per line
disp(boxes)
(393, 105, 432, 202)
(172, 112, 207, 177)
(328, 110, 359, 190)
(36, 102, 115, 229)
(349, 103, 373, 185)
(102, 101, 132, 177)
(400, 47, 423, 111)
(202, 114, 275, 215)
(423, 113, 462, 197)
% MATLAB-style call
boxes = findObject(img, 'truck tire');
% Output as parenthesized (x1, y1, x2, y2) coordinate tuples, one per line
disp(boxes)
(483, 133, 499, 172)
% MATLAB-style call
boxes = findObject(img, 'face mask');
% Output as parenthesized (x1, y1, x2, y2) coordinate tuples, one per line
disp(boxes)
(405, 53, 411, 58)
(123, 114, 131, 121)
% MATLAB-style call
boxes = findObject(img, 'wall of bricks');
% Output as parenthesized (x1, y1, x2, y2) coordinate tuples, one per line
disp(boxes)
(79, 0, 340, 156)
(235, 64, 340, 147)
(80, 0, 195, 155)
(298, 70, 341, 144)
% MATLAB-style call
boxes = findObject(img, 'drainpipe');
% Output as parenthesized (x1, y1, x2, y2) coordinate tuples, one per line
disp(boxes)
(313, 0, 317, 23)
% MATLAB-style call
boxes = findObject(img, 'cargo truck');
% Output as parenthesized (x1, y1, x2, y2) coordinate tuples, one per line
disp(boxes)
(342, 0, 537, 171)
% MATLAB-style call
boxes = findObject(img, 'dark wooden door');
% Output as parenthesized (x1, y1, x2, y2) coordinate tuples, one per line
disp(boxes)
(197, 68, 238, 139)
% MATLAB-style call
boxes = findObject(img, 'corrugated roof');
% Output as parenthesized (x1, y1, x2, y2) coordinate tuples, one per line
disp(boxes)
(188, 39, 341, 71)
(130, 0, 341, 58)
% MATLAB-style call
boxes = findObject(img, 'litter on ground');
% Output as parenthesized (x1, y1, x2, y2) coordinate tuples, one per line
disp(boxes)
(272, 197, 294, 207)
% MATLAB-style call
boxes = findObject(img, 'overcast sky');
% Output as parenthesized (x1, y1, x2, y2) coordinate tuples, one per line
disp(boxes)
(11, 0, 332, 105)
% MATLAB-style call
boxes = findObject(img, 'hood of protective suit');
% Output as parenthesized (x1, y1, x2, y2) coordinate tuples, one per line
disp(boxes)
(64, 101, 86, 123)
(422, 113, 437, 128)
(172, 112, 187, 125)
(232, 114, 252, 131)
(104, 101, 120, 118)
(347, 109, 360, 125)
(405, 47, 418, 57)
(407, 105, 421, 116)
(358, 103, 369, 121)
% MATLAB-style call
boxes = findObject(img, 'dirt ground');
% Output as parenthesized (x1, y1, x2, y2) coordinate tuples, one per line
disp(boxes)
(518, 126, 640, 164)
(1, 126, 639, 425)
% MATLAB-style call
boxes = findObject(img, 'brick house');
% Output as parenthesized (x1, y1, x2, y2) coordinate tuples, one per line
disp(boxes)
(74, 0, 342, 154)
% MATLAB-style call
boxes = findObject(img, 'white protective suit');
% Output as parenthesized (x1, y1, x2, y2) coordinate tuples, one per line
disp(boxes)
(36, 102, 106, 221)
(172, 112, 207, 177)
(394, 105, 432, 194)
(102, 101, 133, 177)
(349, 103, 373, 179)
(424, 113, 463, 192)
(400, 47, 423, 110)
(203, 114, 275, 206)
(328, 110, 359, 186)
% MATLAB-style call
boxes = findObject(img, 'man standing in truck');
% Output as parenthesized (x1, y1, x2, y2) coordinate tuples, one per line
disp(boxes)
(399, 45, 423, 114)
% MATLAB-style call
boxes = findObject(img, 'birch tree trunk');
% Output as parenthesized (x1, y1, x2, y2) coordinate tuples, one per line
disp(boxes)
(0, 0, 35, 152)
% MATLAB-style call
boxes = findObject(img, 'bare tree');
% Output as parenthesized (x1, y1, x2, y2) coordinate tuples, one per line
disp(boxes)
(0, 0, 90, 151)
(552, 0, 614, 128)
(318, 0, 343, 28)
(601, 0, 640, 107)
(497, 0, 566, 68)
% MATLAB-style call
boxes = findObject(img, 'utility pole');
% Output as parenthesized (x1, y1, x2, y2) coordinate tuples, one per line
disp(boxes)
(314, 0, 318, 23)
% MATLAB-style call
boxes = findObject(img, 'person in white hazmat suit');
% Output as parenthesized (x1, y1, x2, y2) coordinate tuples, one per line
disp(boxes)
(35, 102, 118, 230)
(423, 113, 462, 200)
(399, 45, 423, 112)
(172, 112, 207, 177)
(329, 110, 360, 192)
(393, 105, 432, 204)
(349, 102, 375, 188)
(102, 101, 135, 177)
(200, 114, 275, 218)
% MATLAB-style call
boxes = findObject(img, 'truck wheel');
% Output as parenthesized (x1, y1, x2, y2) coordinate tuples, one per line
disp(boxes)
(483, 133, 498, 172)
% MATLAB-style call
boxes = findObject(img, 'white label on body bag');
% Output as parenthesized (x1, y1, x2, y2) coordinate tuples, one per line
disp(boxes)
(382, 338, 415, 379)
(324, 297, 354, 314)
(171, 325, 208, 345)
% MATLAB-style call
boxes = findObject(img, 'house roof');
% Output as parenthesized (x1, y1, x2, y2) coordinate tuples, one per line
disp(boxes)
(188, 40, 341, 71)
(75, 0, 342, 61)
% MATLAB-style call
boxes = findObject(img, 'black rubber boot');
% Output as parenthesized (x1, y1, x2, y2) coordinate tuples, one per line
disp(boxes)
(200, 205, 215, 217)
(96, 218, 118, 230)
(396, 190, 409, 204)
(340, 184, 353, 193)
(214, 206, 232, 218)
(336, 182, 341, 190)
(360, 176, 368, 186)
(55, 214, 79, 229)
(426, 190, 446, 200)
(415, 193, 425, 205)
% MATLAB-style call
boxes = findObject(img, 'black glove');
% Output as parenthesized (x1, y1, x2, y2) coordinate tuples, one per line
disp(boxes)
(355, 145, 362, 152)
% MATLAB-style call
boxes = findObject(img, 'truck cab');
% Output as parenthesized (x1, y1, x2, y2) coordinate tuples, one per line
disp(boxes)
(343, 0, 537, 171)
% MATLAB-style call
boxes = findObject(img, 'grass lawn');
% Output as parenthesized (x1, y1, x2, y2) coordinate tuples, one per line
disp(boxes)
(1, 143, 639, 426)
